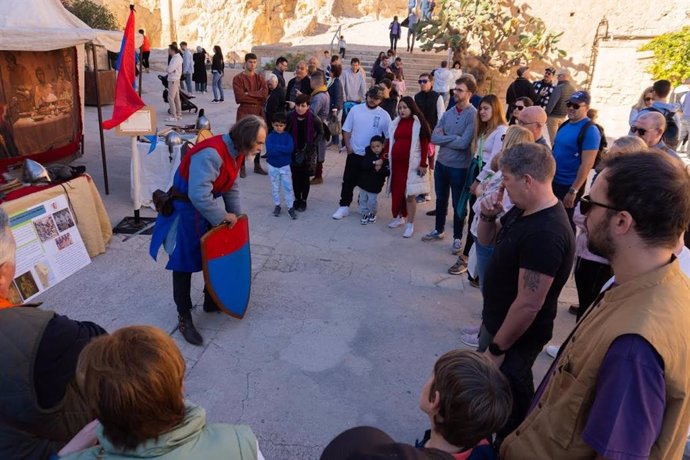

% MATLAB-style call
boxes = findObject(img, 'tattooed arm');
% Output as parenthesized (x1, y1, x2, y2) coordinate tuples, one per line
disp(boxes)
(491, 268, 555, 351)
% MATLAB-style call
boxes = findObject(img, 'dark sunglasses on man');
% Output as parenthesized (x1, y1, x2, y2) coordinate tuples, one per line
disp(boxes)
(580, 195, 621, 214)
(630, 126, 647, 136)
(566, 101, 581, 110)
(418, 79, 429, 84)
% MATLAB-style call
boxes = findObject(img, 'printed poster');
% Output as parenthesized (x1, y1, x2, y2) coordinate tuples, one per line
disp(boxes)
(7, 194, 90, 303)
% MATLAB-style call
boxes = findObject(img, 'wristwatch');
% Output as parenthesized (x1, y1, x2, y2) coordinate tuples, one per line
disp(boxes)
(488, 342, 507, 356)
(568, 187, 577, 195)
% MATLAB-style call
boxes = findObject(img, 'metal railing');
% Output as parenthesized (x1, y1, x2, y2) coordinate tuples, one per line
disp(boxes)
(330, 25, 342, 57)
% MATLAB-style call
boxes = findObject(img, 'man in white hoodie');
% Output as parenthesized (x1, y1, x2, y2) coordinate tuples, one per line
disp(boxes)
(166, 43, 183, 121)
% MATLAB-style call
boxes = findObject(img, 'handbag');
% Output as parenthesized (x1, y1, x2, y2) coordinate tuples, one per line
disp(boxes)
(152, 188, 174, 217)
(327, 111, 341, 136)
(152, 187, 189, 217)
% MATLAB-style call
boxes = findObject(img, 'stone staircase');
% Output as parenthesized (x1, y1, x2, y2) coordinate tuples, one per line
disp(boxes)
(253, 43, 450, 96)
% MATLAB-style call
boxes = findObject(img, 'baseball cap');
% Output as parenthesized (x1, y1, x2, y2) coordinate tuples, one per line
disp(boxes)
(366, 87, 383, 99)
(320, 427, 454, 460)
(545, 67, 556, 74)
(569, 90, 591, 105)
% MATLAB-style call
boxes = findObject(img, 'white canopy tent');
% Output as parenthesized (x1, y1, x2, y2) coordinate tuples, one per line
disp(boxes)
(0, 0, 123, 190)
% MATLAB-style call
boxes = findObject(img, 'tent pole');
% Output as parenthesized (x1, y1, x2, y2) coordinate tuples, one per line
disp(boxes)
(138, 47, 143, 97)
(92, 44, 110, 195)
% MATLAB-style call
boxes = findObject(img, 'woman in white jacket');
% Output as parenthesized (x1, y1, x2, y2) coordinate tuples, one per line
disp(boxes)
(387, 96, 432, 238)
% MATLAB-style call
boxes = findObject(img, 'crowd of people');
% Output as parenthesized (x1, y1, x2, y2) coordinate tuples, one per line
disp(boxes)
(2, 29, 690, 460)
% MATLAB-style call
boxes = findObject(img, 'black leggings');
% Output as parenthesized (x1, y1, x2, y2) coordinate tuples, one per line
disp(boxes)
(390, 35, 399, 51)
(172, 271, 217, 318)
(291, 164, 311, 202)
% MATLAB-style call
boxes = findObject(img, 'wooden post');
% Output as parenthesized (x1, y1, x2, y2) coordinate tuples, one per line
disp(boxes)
(91, 44, 110, 195)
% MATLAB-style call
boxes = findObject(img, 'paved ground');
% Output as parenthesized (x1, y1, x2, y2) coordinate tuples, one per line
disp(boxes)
(37, 70, 579, 458)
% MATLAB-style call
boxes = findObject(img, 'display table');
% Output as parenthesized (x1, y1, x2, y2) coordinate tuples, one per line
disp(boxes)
(134, 137, 192, 210)
(1, 174, 112, 257)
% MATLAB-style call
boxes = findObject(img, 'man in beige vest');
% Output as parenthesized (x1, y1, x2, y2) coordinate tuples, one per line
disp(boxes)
(501, 152, 690, 460)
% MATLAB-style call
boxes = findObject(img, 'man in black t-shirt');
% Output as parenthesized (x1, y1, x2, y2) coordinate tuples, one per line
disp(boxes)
(475, 143, 575, 443)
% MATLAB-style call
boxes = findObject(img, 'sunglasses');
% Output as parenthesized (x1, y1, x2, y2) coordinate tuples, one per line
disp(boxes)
(644, 97, 653, 102)
(566, 101, 582, 109)
(630, 126, 647, 136)
(580, 195, 621, 214)
(418, 79, 429, 84)
(514, 105, 525, 111)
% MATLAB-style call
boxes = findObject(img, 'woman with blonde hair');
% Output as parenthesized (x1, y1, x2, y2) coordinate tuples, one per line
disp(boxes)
(628, 86, 654, 126)
(458, 125, 534, 347)
(58, 325, 263, 459)
(449, 94, 508, 275)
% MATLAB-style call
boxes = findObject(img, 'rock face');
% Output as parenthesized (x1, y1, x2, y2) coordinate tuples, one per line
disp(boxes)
(99, 0, 401, 51)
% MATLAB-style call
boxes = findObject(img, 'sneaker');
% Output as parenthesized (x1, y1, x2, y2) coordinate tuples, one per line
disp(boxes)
(367, 213, 377, 224)
(421, 229, 445, 241)
(403, 223, 414, 238)
(273, 205, 281, 217)
(545, 344, 560, 359)
(426, 209, 437, 216)
(460, 325, 481, 335)
(468, 274, 480, 288)
(288, 208, 297, 219)
(211, 99, 219, 103)
(448, 256, 468, 275)
(388, 216, 405, 228)
(460, 332, 479, 348)
(332, 206, 350, 220)
(360, 213, 370, 225)
(415, 195, 425, 204)
(451, 239, 463, 254)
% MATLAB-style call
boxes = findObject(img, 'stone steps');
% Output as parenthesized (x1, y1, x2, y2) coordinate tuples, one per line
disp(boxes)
(253, 43, 450, 96)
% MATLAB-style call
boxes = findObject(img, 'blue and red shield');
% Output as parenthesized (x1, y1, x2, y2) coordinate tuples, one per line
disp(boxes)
(201, 215, 251, 319)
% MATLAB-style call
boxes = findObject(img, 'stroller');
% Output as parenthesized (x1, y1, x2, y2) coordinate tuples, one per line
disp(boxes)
(158, 75, 199, 113)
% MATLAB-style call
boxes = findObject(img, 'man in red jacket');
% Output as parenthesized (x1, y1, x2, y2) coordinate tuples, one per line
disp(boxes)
(233, 53, 268, 176)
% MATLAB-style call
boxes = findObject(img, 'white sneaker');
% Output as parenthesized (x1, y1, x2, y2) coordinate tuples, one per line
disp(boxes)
(460, 332, 480, 348)
(402, 223, 414, 238)
(332, 206, 350, 220)
(388, 216, 406, 228)
(460, 324, 481, 335)
(545, 344, 560, 359)
(451, 238, 463, 254)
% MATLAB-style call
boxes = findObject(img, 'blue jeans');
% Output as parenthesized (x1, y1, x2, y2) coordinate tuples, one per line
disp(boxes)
(434, 161, 467, 239)
(473, 234, 494, 292)
(212, 71, 224, 101)
(182, 73, 193, 93)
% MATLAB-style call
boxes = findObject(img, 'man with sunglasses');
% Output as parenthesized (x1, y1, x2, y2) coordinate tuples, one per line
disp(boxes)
(532, 67, 555, 109)
(414, 73, 445, 204)
(501, 152, 690, 460)
(631, 111, 679, 158)
(517, 106, 550, 148)
(551, 90, 600, 231)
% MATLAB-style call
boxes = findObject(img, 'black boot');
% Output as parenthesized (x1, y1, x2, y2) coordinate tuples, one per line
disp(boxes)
(203, 292, 220, 312)
(178, 315, 203, 345)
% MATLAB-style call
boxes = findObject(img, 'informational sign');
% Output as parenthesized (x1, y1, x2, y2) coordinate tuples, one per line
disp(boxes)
(7, 195, 90, 304)
(115, 105, 156, 136)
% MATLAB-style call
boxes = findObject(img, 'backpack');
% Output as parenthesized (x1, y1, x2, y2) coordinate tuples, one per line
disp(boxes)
(557, 119, 606, 168)
(644, 107, 680, 149)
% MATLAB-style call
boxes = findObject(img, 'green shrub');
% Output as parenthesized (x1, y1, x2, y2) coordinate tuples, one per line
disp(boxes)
(62, 0, 119, 31)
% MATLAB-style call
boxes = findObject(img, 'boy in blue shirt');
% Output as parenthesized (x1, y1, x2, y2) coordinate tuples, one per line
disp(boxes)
(265, 112, 297, 219)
